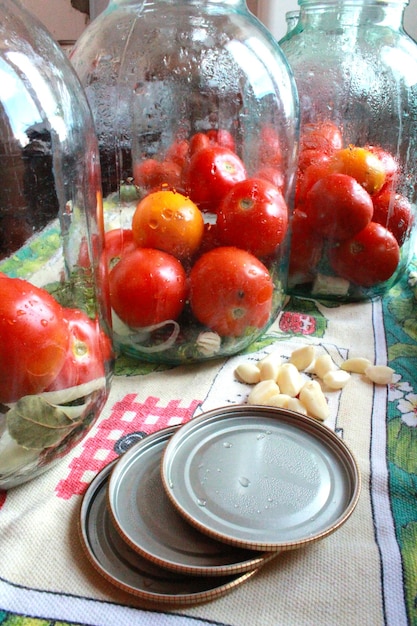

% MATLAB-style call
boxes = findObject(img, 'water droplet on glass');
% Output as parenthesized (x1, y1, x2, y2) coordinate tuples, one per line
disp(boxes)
(40, 319, 48, 327)
(257, 433, 265, 440)
(223, 441, 232, 448)
(197, 498, 207, 507)
(239, 477, 250, 488)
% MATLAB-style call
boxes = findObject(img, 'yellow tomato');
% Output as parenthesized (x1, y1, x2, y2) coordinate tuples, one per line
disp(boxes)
(329, 145, 386, 195)
(132, 190, 204, 259)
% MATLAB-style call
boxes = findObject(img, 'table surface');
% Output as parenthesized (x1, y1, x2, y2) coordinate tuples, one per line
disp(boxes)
(1, 260, 417, 626)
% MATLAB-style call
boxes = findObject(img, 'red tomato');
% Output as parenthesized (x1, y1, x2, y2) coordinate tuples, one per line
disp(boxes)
(217, 178, 289, 257)
(288, 209, 324, 284)
(329, 222, 400, 287)
(295, 157, 331, 204)
(189, 247, 273, 337)
(300, 121, 343, 153)
(45, 309, 113, 391)
(206, 129, 236, 152)
(189, 132, 211, 156)
(104, 228, 136, 267)
(258, 126, 284, 168)
(109, 248, 187, 327)
(372, 190, 414, 245)
(164, 139, 189, 168)
(297, 148, 331, 173)
(253, 166, 285, 192)
(133, 158, 182, 191)
(305, 173, 373, 240)
(184, 146, 247, 212)
(0, 276, 68, 402)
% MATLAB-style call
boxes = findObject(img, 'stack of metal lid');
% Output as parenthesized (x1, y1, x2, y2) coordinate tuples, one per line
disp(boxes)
(79, 405, 361, 607)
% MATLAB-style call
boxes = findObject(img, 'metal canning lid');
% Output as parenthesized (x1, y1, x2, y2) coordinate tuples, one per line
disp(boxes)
(107, 426, 276, 576)
(79, 458, 259, 606)
(161, 405, 361, 552)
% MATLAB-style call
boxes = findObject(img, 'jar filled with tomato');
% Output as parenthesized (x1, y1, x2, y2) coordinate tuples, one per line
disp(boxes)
(70, 0, 299, 363)
(280, 0, 417, 301)
(0, 0, 114, 488)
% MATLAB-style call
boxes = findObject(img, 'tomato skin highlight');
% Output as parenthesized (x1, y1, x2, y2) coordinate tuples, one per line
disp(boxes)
(109, 248, 187, 328)
(0, 276, 68, 403)
(184, 146, 247, 212)
(329, 222, 400, 287)
(217, 178, 289, 257)
(45, 308, 112, 391)
(189, 246, 273, 337)
(305, 172, 374, 240)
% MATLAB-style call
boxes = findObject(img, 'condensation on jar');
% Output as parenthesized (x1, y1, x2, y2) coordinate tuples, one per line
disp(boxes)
(70, 0, 299, 364)
(280, 0, 417, 301)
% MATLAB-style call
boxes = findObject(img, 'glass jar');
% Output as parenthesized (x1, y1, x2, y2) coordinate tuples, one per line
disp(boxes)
(280, 0, 417, 301)
(70, 0, 299, 364)
(285, 10, 300, 36)
(0, 0, 114, 488)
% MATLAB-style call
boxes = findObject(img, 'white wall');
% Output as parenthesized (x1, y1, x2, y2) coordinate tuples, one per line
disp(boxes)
(257, 0, 417, 43)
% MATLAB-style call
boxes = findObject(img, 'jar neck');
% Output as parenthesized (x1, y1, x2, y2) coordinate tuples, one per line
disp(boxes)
(297, 0, 407, 29)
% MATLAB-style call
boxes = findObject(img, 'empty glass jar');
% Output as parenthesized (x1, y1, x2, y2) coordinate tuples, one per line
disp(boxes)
(0, 0, 114, 488)
(281, 0, 417, 301)
(70, 0, 299, 364)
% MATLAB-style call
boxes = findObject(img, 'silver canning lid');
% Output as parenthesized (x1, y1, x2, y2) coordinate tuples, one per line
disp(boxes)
(107, 426, 277, 576)
(161, 405, 361, 551)
(79, 459, 259, 606)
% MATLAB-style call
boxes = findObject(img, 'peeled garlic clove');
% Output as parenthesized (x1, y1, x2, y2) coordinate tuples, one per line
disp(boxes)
(248, 379, 280, 405)
(313, 354, 336, 380)
(289, 345, 316, 371)
(299, 380, 330, 421)
(365, 365, 394, 385)
(323, 369, 351, 390)
(267, 393, 291, 409)
(341, 357, 372, 374)
(276, 362, 304, 397)
(235, 362, 261, 384)
(259, 359, 281, 382)
(287, 397, 308, 416)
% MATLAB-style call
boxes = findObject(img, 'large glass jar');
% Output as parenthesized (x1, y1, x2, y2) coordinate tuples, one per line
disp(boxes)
(280, 0, 417, 301)
(70, 0, 299, 364)
(0, 0, 114, 488)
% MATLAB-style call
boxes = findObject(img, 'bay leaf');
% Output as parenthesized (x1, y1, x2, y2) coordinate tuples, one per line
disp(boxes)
(6, 395, 76, 450)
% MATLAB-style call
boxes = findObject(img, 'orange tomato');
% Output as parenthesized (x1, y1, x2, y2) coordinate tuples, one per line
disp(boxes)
(132, 190, 204, 260)
(329, 145, 386, 195)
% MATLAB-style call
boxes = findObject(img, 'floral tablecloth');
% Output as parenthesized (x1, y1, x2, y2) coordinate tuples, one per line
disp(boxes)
(1, 260, 417, 626)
